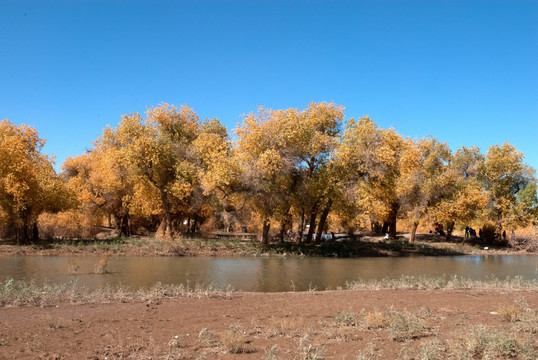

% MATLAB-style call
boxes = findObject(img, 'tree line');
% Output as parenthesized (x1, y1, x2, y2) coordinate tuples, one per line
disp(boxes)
(1, 102, 536, 244)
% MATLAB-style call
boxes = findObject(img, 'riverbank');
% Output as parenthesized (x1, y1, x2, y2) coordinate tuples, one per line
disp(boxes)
(1, 280, 536, 359)
(1, 232, 536, 258)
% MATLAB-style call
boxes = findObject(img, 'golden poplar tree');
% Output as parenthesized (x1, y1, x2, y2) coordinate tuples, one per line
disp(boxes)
(426, 146, 488, 240)
(120, 104, 200, 239)
(234, 102, 344, 244)
(480, 143, 536, 237)
(398, 137, 452, 242)
(0, 120, 69, 242)
(337, 116, 404, 238)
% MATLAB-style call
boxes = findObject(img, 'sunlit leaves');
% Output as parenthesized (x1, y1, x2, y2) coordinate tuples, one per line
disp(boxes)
(0, 120, 69, 241)
(235, 102, 344, 243)
(481, 143, 536, 230)
(3, 100, 536, 243)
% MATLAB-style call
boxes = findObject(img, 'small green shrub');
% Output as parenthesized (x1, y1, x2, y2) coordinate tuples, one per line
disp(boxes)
(387, 310, 428, 342)
(334, 311, 356, 327)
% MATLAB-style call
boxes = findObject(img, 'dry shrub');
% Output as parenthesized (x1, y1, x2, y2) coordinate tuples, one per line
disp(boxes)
(198, 216, 218, 236)
(42, 314, 66, 330)
(93, 259, 108, 274)
(416, 338, 446, 360)
(38, 210, 100, 239)
(356, 344, 382, 360)
(198, 328, 217, 348)
(297, 334, 326, 360)
(456, 325, 536, 359)
(167, 334, 184, 359)
(514, 224, 538, 238)
(497, 304, 520, 322)
(162, 240, 186, 256)
(0, 209, 8, 239)
(333, 311, 356, 327)
(387, 310, 428, 341)
(363, 310, 389, 330)
(66, 261, 79, 274)
(264, 344, 279, 360)
(269, 316, 306, 336)
(220, 325, 247, 354)
(511, 236, 538, 253)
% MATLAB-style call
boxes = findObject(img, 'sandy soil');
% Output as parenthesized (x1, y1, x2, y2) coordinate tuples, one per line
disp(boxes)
(1, 289, 536, 359)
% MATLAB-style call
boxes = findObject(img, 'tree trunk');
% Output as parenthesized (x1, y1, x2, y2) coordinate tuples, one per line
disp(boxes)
(314, 199, 332, 244)
(381, 222, 389, 234)
(387, 202, 399, 239)
(31, 222, 39, 242)
(295, 209, 305, 244)
(409, 221, 419, 243)
(157, 189, 173, 239)
(156, 219, 167, 238)
(18, 213, 38, 244)
(18, 226, 27, 244)
(371, 221, 382, 234)
(277, 209, 291, 244)
(114, 213, 131, 237)
(445, 221, 455, 242)
(113, 214, 121, 231)
(189, 215, 196, 233)
(261, 218, 271, 245)
(304, 203, 319, 244)
(277, 219, 286, 244)
(17, 209, 34, 244)
(347, 225, 355, 239)
(120, 214, 130, 237)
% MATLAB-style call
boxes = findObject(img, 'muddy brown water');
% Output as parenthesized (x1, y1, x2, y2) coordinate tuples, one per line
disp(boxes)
(1, 255, 536, 292)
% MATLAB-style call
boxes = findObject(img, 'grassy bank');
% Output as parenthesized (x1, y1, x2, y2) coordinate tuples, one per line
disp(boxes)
(1, 275, 536, 308)
(0, 278, 234, 308)
(1, 232, 536, 258)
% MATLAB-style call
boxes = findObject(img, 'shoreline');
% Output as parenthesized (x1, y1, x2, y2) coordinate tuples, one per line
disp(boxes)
(1, 233, 537, 258)
(1, 235, 536, 359)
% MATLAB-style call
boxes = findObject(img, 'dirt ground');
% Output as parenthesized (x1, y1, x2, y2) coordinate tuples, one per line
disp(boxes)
(1, 289, 536, 359)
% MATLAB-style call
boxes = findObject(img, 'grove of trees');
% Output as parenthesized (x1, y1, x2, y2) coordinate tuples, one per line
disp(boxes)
(1, 102, 536, 244)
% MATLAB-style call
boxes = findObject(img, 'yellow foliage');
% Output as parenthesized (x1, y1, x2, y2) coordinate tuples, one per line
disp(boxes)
(0, 119, 69, 240)
(3, 102, 533, 242)
(38, 210, 98, 239)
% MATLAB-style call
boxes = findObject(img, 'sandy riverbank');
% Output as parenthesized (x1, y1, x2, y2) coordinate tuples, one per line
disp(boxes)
(0, 288, 536, 359)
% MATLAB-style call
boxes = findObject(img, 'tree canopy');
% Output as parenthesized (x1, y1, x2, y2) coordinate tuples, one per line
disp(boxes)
(1, 103, 536, 243)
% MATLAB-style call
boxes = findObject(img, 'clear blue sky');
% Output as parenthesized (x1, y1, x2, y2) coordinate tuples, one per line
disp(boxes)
(1, 0, 537, 172)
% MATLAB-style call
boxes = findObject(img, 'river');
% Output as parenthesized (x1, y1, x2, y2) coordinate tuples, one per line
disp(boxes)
(1, 255, 536, 292)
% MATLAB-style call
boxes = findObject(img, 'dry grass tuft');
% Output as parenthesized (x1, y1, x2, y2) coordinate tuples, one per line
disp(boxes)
(346, 275, 537, 291)
(93, 258, 108, 274)
(355, 344, 382, 360)
(497, 303, 520, 322)
(297, 334, 325, 360)
(66, 260, 79, 275)
(453, 325, 536, 360)
(362, 310, 389, 330)
(333, 311, 356, 327)
(269, 316, 306, 337)
(197, 328, 217, 348)
(387, 309, 429, 342)
(220, 325, 247, 354)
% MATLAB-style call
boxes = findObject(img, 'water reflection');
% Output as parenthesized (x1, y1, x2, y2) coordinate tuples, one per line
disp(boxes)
(0, 255, 536, 292)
